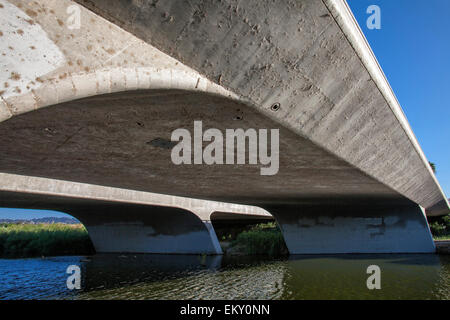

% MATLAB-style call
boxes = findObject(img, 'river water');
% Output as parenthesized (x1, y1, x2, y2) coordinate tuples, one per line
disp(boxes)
(0, 254, 449, 300)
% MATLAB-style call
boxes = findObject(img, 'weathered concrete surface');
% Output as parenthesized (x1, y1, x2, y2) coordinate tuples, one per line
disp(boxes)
(0, 0, 447, 213)
(265, 202, 435, 254)
(0, 0, 235, 120)
(0, 89, 405, 204)
(73, 0, 448, 214)
(0, 173, 272, 254)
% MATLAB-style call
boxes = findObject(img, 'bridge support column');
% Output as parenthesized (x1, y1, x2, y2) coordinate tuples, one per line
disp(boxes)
(264, 202, 436, 254)
(68, 203, 223, 255)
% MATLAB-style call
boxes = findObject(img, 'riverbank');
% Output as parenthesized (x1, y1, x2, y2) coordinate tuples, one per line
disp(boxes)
(0, 223, 94, 258)
(435, 241, 450, 254)
(0, 221, 448, 258)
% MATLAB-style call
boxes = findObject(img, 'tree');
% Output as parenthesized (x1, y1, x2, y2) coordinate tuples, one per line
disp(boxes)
(429, 162, 436, 173)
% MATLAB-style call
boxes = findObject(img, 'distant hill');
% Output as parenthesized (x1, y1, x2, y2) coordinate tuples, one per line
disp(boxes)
(0, 217, 80, 224)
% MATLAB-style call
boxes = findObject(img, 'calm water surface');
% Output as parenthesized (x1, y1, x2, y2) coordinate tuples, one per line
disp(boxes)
(0, 254, 449, 300)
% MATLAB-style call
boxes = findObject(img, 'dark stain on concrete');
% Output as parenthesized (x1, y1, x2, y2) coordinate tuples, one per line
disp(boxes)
(10, 72, 21, 80)
(25, 9, 38, 18)
(147, 137, 177, 149)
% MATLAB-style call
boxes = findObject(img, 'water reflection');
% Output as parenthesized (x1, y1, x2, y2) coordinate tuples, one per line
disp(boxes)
(80, 254, 286, 300)
(0, 254, 448, 300)
(283, 254, 448, 299)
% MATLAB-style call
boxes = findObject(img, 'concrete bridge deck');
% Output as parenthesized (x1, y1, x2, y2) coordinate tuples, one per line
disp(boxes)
(0, 0, 448, 253)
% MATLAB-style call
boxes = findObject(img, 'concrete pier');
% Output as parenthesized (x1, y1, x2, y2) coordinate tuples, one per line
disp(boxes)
(75, 204, 223, 255)
(265, 201, 435, 254)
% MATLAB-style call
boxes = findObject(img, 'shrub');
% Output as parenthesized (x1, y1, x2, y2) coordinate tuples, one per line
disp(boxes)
(430, 221, 447, 237)
(231, 222, 288, 256)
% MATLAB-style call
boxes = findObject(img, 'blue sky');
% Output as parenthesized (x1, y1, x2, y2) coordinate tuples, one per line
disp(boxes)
(0, 1, 448, 219)
(0, 208, 70, 220)
(347, 0, 450, 197)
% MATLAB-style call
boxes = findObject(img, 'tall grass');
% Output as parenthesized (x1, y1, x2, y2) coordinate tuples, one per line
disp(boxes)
(0, 223, 95, 258)
(230, 222, 288, 256)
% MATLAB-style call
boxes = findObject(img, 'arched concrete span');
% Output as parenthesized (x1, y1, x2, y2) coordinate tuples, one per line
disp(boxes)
(0, 0, 447, 253)
(0, 0, 236, 121)
(0, 89, 407, 203)
(74, 0, 449, 214)
(3, 199, 223, 255)
(0, 173, 273, 254)
(210, 211, 273, 222)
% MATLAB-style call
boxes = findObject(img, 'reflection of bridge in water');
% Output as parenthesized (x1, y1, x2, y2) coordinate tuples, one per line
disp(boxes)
(77, 254, 449, 300)
(0, 0, 448, 254)
(0, 254, 448, 299)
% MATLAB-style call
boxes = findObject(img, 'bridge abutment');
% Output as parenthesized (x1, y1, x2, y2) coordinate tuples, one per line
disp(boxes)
(265, 202, 436, 254)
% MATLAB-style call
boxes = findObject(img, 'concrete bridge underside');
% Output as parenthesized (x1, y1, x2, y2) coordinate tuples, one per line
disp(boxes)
(0, 173, 273, 254)
(0, 0, 448, 253)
